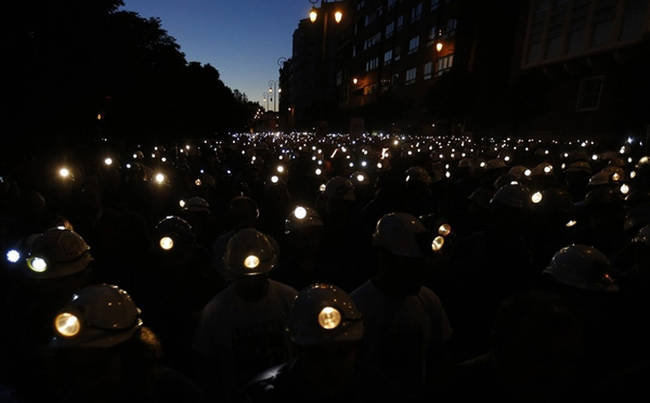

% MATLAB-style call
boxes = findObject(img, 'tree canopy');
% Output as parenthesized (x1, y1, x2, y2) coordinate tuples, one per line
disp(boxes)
(4, 0, 259, 143)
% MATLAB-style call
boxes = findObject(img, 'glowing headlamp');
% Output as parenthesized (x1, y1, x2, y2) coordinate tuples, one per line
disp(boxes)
(154, 173, 165, 184)
(27, 256, 47, 273)
(159, 237, 174, 250)
(431, 236, 445, 252)
(271, 175, 279, 184)
(438, 224, 451, 237)
(356, 174, 365, 182)
(59, 168, 71, 178)
(104, 157, 113, 166)
(531, 191, 543, 204)
(6, 249, 20, 263)
(244, 255, 260, 269)
(566, 220, 577, 228)
(294, 206, 307, 220)
(54, 312, 81, 337)
(277, 165, 285, 173)
(318, 306, 341, 330)
(620, 183, 630, 195)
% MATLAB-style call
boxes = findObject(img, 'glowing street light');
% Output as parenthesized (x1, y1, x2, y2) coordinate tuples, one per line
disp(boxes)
(334, 10, 343, 23)
(309, 8, 318, 23)
(436, 42, 443, 52)
(352, 77, 358, 85)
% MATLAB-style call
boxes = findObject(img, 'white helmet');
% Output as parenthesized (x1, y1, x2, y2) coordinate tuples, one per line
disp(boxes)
(51, 284, 143, 348)
(543, 245, 618, 292)
(288, 283, 363, 346)
(224, 228, 278, 276)
(373, 212, 444, 258)
(24, 228, 92, 279)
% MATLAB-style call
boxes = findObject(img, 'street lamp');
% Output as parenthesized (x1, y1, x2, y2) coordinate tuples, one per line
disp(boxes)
(334, 10, 343, 23)
(436, 41, 444, 52)
(309, 8, 318, 23)
(352, 77, 358, 85)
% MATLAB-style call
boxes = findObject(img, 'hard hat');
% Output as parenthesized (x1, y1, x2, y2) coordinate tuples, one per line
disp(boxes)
(535, 188, 574, 215)
(531, 162, 554, 177)
(543, 245, 618, 292)
(153, 216, 195, 252)
(373, 212, 443, 258)
(284, 206, 324, 235)
(588, 167, 624, 186)
(493, 174, 518, 190)
(51, 284, 143, 348)
(323, 177, 356, 201)
(486, 159, 506, 170)
(184, 196, 210, 213)
(632, 225, 650, 247)
(566, 161, 592, 174)
(24, 228, 92, 279)
(468, 187, 493, 209)
(288, 283, 363, 346)
(508, 165, 528, 180)
(418, 214, 453, 237)
(458, 158, 473, 169)
(223, 228, 278, 276)
(405, 167, 432, 185)
(490, 184, 531, 209)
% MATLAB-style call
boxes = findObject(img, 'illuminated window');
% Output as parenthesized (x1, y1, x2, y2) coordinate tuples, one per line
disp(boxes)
(397, 15, 404, 30)
(409, 36, 420, 54)
(424, 62, 433, 80)
(386, 22, 395, 38)
(411, 3, 423, 22)
(384, 49, 393, 64)
(405, 67, 417, 85)
(388, 0, 397, 10)
(365, 57, 379, 72)
(435, 54, 454, 76)
(431, 0, 440, 11)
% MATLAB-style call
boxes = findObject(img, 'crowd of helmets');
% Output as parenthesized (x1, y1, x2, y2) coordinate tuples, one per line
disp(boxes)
(0, 131, 649, 403)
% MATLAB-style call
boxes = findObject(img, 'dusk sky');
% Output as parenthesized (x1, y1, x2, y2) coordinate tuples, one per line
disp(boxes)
(122, 0, 314, 110)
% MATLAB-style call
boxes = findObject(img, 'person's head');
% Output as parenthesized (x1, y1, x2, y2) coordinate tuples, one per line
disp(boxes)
(284, 205, 324, 259)
(152, 215, 195, 258)
(372, 212, 446, 295)
(543, 244, 619, 293)
(489, 184, 533, 235)
(322, 176, 356, 223)
(224, 228, 278, 299)
(22, 227, 94, 293)
(229, 196, 259, 230)
(47, 284, 158, 399)
(288, 284, 363, 390)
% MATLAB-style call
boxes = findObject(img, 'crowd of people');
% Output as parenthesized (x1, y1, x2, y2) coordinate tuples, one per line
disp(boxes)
(0, 132, 648, 402)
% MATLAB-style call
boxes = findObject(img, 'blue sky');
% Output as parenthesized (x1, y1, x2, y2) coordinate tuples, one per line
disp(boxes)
(122, 0, 313, 110)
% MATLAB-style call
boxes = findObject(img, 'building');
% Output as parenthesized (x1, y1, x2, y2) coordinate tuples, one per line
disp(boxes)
(286, 1, 350, 131)
(510, 0, 650, 139)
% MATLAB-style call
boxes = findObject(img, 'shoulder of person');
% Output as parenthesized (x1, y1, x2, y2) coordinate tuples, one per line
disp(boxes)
(268, 279, 298, 299)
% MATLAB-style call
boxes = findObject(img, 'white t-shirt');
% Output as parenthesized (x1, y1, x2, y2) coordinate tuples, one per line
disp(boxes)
(352, 280, 452, 390)
(194, 280, 297, 395)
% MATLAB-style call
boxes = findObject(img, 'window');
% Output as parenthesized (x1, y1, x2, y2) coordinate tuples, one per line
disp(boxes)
(397, 16, 404, 30)
(576, 76, 604, 111)
(336, 71, 343, 86)
(424, 62, 433, 79)
(428, 26, 438, 40)
(527, 0, 551, 64)
(436, 54, 454, 76)
(546, 0, 569, 58)
(356, 0, 365, 11)
(620, 0, 647, 41)
(405, 67, 417, 85)
(387, 0, 397, 10)
(377, 6, 383, 17)
(591, 0, 616, 47)
(394, 46, 401, 61)
(392, 72, 400, 86)
(363, 32, 381, 50)
(386, 22, 395, 39)
(411, 3, 423, 22)
(431, 0, 440, 11)
(353, 45, 357, 57)
(446, 19, 457, 37)
(364, 83, 378, 95)
(384, 49, 393, 64)
(409, 36, 420, 54)
(365, 57, 380, 72)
